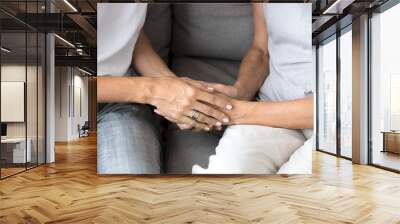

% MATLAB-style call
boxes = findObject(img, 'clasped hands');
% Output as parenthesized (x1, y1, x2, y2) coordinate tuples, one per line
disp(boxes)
(149, 76, 242, 131)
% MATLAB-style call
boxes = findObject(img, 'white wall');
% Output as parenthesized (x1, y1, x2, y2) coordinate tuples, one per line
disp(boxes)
(1, 65, 41, 137)
(55, 66, 69, 141)
(54, 67, 89, 141)
(1, 65, 27, 141)
(73, 74, 89, 136)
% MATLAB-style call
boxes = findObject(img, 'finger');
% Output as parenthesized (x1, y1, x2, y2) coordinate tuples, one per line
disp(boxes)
(155, 109, 181, 123)
(180, 116, 210, 131)
(195, 80, 216, 92)
(192, 80, 220, 93)
(181, 77, 214, 93)
(207, 83, 232, 95)
(178, 123, 193, 130)
(154, 109, 173, 120)
(184, 110, 217, 127)
(154, 109, 178, 122)
(154, 108, 166, 118)
(195, 113, 219, 128)
(153, 100, 183, 120)
(196, 91, 233, 111)
(191, 103, 228, 125)
(179, 116, 209, 131)
(153, 98, 211, 131)
(155, 109, 195, 130)
(181, 110, 213, 131)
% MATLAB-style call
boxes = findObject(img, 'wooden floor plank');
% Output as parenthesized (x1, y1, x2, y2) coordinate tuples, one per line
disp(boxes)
(1, 135, 400, 223)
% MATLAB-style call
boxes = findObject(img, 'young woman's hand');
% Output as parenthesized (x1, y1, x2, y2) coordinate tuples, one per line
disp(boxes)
(180, 77, 246, 100)
(148, 77, 234, 131)
(180, 77, 238, 98)
(222, 99, 252, 125)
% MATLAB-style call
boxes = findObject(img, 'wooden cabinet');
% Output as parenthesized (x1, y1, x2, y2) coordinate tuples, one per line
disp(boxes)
(382, 131, 400, 154)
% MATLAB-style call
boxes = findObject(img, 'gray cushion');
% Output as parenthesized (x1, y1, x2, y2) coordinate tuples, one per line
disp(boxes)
(171, 3, 253, 61)
(171, 56, 240, 85)
(143, 4, 172, 63)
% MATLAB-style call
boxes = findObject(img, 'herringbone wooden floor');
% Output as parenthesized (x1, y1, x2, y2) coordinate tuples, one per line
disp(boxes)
(1, 135, 400, 224)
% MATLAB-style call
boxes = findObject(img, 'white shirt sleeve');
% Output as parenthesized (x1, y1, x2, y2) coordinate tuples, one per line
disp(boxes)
(259, 3, 313, 102)
(97, 3, 147, 76)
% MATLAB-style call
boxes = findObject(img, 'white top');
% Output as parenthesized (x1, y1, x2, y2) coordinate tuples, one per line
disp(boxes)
(97, 3, 147, 76)
(259, 3, 314, 102)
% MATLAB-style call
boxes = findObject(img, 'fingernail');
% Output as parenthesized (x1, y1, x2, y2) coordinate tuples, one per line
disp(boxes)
(216, 122, 222, 127)
(204, 127, 210, 131)
(226, 104, 233, 110)
(207, 87, 214, 91)
(223, 118, 229, 123)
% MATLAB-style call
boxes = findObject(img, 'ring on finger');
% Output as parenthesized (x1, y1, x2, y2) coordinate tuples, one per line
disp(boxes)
(190, 110, 200, 121)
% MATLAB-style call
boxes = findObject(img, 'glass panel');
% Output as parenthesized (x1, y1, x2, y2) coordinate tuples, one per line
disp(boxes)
(371, 3, 400, 171)
(340, 29, 352, 158)
(26, 0, 39, 169)
(318, 37, 337, 154)
(0, 0, 46, 178)
(38, 32, 45, 165)
(1, 31, 27, 177)
(27, 31, 38, 169)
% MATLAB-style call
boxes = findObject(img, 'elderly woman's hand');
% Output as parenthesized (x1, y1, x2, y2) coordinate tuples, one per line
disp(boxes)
(148, 77, 234, 131)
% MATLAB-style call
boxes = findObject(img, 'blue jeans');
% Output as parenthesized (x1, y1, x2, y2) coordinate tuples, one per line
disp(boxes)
(97, 103, 222, 174)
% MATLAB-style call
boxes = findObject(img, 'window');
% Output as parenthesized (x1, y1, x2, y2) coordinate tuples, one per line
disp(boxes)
(318, 36, 337, 154)
(370, 2, 400, 171)
(390, 74, 400, 130)
(0, 1, 47, 179)
(339, 28, 352, 158)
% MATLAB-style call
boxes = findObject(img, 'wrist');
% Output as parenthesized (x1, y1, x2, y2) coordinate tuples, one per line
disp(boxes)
(142, 76, 177, 105)
(139, 77, 158, 105)
(233, 83, 247, 100)
(229, 100, 253, 125)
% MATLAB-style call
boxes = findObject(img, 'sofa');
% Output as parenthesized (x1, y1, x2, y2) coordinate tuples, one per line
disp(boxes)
(138, 3, 313, 174)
